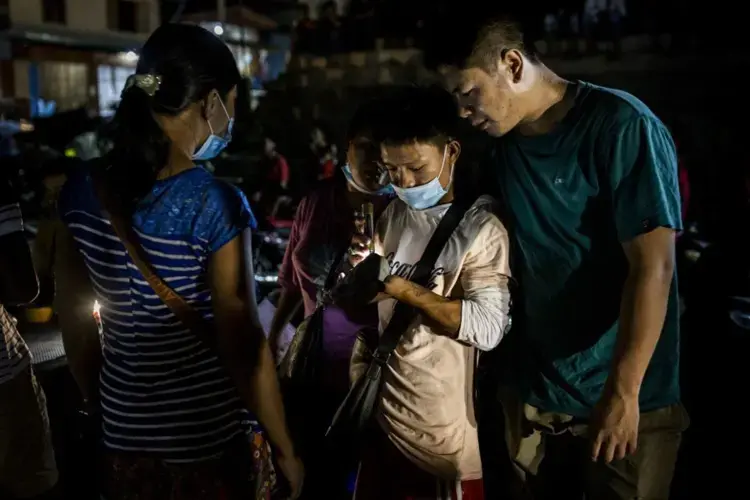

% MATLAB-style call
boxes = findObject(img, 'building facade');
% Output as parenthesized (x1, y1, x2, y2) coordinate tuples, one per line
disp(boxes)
(297, 0, 348, 19)
(182, 4, 289, 95)
(0, 0, 159, 117)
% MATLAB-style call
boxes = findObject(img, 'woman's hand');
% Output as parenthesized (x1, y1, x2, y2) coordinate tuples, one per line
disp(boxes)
(277, 453, 305, 499)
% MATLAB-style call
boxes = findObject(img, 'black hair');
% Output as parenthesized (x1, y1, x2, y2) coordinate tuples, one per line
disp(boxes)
(422, 7, 538, 71)
(105, 23, 241, 212)
(346, 85, 459, 147)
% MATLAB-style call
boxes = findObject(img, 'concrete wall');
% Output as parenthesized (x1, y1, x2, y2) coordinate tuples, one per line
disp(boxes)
(9, 0, 42, 24)
(8, 0, 159, 33)
(4, 0, 160, 110)
(298, 0, 349, 19)
(12, 59, 29, 99)
(66, 0, 107, 31)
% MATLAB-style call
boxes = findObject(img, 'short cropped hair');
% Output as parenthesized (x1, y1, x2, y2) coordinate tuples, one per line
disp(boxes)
(346, 85, 459, 147)
(422, 11, 538, 71)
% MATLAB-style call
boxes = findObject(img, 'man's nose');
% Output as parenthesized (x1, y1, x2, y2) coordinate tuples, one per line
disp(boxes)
(458, 105, 472, 119)
(455, 94, 475, 119)
(392, 170, 416, 189)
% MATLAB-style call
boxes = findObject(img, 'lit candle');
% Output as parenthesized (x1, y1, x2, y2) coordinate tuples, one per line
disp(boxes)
(92, 300, 103, 335)
(362, 202, 375, 253)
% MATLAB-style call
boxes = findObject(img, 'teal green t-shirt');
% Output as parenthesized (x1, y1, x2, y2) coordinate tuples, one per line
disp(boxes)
(496, 82, 681, 418)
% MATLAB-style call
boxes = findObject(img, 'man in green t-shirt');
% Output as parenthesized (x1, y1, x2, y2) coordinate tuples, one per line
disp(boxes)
(425, 14, 689, 500)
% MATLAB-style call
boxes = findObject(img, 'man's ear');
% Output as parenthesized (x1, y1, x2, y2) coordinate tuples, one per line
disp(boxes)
(448, 139, 462, 165)
(502, 49, 525, 84)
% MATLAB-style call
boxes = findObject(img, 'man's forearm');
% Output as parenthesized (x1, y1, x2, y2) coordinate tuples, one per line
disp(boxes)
(609, 268, 672, 397)
(384, 275, 461, 335)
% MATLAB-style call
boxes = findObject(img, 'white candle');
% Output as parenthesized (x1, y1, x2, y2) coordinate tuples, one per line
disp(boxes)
(92, 300, 103, 335)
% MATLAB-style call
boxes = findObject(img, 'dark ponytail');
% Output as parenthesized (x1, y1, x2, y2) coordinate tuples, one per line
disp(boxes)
(104, 23, 241, 212)
(106, 85, 171, 209)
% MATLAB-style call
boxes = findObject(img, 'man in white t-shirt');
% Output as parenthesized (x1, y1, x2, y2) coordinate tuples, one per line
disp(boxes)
(344, 86, 512, 500)
(0, 174, 59, 498)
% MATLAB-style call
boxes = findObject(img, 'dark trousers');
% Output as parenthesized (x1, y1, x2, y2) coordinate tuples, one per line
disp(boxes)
(286, 382, 354, 500)
(476, 372, 525, 500)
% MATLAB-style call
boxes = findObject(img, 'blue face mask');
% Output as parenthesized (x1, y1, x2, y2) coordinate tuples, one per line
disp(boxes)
(392, 146, 452, 210)
(192, 95, 234, 161)
(342, 164, 394, 196)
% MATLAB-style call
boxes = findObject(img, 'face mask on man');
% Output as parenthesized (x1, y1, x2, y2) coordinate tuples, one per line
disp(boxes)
(391, 145, 452, 210)
(341, 164, 394, 196)
(193, 92, 234, 161)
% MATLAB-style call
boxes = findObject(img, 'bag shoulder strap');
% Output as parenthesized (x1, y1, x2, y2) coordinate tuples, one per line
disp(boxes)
(373, 198, 475, 363)
(91, 172, 212, 341)
(324, 247, 348, 292)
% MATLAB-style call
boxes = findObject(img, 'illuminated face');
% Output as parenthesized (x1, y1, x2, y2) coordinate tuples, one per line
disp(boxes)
(380, 140, 459, 190)
(347, 135, 388, 192)
(444, 55, 527, 138)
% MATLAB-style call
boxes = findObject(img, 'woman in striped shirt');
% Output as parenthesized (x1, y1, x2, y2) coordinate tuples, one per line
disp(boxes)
(54, 24, 302, 499)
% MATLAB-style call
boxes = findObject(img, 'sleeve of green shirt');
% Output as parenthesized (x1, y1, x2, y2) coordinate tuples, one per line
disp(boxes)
(606, 115, 682, 242)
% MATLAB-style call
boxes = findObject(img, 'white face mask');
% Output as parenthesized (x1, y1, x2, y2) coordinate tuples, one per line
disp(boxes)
(391, 145, 453, 210)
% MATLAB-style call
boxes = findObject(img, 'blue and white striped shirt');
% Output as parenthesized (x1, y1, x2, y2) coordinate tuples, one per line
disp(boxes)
(59, 166, 257, 462)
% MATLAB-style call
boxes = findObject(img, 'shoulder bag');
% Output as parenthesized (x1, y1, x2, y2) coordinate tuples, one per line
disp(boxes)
(325, 197, 474, 454)
(277, 248, 347, 383)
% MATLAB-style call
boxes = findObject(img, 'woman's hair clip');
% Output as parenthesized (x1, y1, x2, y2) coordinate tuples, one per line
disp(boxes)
(122, 73, 162, 98)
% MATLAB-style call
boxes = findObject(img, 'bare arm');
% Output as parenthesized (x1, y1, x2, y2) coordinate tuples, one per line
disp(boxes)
(209, 236, 296, 459)
(381, 215, 511, 351)
(607, 227, 675, 397)
(270, 201, 304, 356)
(603, 115, 681, 399)
(384, 276, 462, 335)
(54, 217, 102, 404)
(268, 288, 302, 357)
(590, 114, 681, 463)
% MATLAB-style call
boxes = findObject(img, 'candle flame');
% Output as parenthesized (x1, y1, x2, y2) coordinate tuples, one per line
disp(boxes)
(93, 300, 101, 315)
